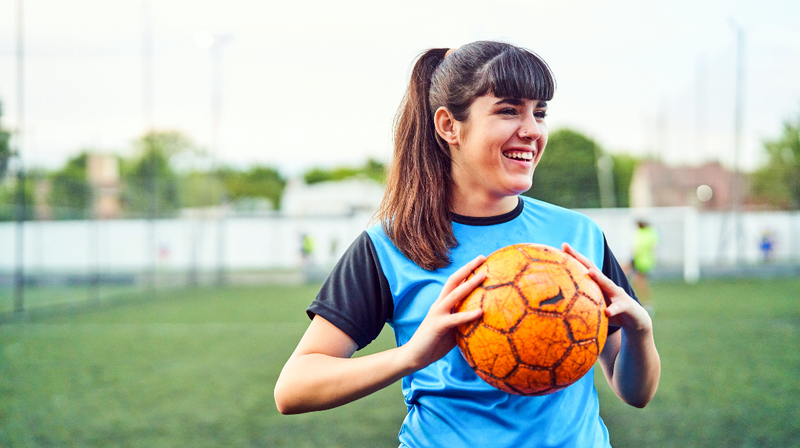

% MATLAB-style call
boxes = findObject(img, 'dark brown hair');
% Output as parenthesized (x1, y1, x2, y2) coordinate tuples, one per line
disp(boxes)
(375, 41, 555, 270)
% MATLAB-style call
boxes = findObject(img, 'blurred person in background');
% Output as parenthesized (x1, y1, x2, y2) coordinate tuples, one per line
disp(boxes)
(628, 220, 658, 315)
(759, 229, 775, 263)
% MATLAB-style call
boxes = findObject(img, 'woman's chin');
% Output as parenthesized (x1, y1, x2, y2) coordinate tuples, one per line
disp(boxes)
(507, 179, 533, 196)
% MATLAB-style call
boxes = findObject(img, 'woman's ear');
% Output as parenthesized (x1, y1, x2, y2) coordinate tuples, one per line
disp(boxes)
(434, 107, 460, 146)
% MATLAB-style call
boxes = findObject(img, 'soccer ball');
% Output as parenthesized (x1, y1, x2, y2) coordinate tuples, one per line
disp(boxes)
(455, 243, 608, 396)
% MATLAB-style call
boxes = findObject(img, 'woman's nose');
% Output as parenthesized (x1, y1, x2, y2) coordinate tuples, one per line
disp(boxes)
(519, 116, 542, 141)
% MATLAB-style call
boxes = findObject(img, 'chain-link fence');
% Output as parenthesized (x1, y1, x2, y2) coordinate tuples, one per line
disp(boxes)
(4, 201, 800, 319)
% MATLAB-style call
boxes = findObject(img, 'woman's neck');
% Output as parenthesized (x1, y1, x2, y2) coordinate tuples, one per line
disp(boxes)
(450, 192, 519, 218)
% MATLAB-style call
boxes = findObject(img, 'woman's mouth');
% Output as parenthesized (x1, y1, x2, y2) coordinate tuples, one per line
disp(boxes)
(503, 150, 534, 161)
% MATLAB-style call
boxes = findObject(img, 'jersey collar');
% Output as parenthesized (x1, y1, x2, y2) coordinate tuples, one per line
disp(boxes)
(451, 196, 524, 226)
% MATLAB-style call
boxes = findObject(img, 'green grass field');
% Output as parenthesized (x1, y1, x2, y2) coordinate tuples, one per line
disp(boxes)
(0, 284, 146, 315)
(1, 278, 798, 447)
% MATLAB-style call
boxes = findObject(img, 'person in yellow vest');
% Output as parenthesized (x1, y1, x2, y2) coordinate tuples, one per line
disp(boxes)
(301, 233, 315, 266)
(631, 220, 658, 314)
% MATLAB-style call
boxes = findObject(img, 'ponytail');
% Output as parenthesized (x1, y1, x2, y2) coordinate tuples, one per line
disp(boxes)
(376, 48, 456, 271)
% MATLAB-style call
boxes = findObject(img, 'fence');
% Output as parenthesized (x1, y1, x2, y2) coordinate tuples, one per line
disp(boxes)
(1, 207, 799, 316)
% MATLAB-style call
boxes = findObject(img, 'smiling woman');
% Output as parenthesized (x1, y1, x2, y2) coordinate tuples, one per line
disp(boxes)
(274, 41, 660, 448)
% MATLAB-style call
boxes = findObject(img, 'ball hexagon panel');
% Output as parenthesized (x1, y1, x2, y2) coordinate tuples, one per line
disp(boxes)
(516, 261, 578, 314)
(480, 246, 532, 287)
(563, 294, 603, 342)
(554, 342, 598, 387)
(511, 314, 571, 367)
(459, 325, 518, 379)
(481, 285, 528, 332)
(502, 365, 556, 396)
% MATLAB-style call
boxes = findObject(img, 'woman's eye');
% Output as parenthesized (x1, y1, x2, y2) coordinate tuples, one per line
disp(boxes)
(535, 111, 548, 120)
(499, 108, 518, 116)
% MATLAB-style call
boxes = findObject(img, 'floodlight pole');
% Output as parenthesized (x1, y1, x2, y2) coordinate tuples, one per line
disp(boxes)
(142, 0, 157, 291)
(211, 37, 229, 286)
(13, 0, 25, 314)
(200, 33, 232, 286)
(695, 54, 707, 161)
(142, 0, 154, 130)
(730, 22, 745, 264)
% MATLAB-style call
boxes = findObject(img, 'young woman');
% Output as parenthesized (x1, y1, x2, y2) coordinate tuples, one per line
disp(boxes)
(274, 41, 660, 447)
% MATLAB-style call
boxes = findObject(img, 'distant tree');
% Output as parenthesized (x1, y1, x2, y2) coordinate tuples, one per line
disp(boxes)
(49, 152, 92, 219)
(750, 112, 800, 209)
(218, 165, 286, 209)
(524, 129, 602, 209)
(303, 158, 386, 185)
(0, 174, 34, 221)
(0, 100, 10, 180)
(120, 131, 193, 217)
(0, 127, 9, 181)
(362, 158, 386, 183)
(180, 171, 226, 208)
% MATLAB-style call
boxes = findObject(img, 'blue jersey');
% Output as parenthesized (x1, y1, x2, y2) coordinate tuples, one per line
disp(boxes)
(308, 196, 636, 447)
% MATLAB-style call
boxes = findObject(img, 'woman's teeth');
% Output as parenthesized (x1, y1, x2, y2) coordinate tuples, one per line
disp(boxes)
(504, 151, 533, 160)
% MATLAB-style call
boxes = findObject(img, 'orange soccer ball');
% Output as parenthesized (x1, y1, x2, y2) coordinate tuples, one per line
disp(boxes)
(455, 243, 608, 396)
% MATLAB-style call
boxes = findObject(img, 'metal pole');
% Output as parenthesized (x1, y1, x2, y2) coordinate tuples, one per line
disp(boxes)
(596, 155, 616, 208)
(14, 169, 25, 313)
(13, 0, 25, 314)
(213, 43, 224, 285)
(90, 182, 100, 303)
(142, 0, 154, 130)
(730, 23, 745, 264)
(142, 1, 157, 291)
(695, 54, 707, 162)
(211, 37, 230, 286)
(194, 32, 231, 286)
(656, 101, 667, 163)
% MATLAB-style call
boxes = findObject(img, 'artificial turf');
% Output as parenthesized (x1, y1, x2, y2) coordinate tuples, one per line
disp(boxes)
(1, 278, 798, 447)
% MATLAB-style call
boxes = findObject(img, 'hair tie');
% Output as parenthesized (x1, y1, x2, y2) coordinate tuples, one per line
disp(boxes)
(444, 48, 456, 59)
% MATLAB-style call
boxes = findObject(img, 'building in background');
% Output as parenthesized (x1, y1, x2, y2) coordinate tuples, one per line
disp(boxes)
(630, 161, 747, 210)
(86, 153, 121, 219)
(281, 176, 385, 217)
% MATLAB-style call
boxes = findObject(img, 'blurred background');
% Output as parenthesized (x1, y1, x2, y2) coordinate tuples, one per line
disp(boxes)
(1, 1, 798, 447)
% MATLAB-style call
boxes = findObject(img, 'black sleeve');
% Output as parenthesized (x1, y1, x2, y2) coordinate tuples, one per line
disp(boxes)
(601, 234, 639, 335)
(306, 231, 394, 350)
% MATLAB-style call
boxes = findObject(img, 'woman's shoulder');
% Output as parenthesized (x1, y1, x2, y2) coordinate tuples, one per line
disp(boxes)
(520, 195, 599, 227)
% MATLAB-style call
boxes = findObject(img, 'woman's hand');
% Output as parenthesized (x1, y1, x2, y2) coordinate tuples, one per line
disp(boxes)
(562, 243, 651, 333)
(562, 242, 660, 408)
(400, 255, 486, 370)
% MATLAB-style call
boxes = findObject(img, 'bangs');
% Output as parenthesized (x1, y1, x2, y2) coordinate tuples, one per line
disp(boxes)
(478, 48, 555, 101)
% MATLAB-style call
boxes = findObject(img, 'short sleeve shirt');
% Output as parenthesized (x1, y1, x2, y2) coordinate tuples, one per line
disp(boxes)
(308, 196, 637, 448)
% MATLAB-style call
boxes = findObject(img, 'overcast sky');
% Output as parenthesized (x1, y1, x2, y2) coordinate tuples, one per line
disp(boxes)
(1, 0, 799, 176)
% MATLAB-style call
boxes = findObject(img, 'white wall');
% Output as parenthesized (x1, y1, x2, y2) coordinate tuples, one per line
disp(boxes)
(1, 208, 798, 280)
(0, 212, 374, 273)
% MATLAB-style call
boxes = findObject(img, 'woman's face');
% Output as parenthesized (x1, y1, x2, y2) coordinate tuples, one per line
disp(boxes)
(450, 94, 548, 205)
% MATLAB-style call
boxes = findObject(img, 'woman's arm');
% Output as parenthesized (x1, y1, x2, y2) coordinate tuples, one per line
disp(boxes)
(562, 243, 661, 408)
(274, 255, 486, 415)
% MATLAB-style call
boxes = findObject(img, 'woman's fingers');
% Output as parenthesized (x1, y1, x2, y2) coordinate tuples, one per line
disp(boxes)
(562, 243, 596, 271)
(587, 267, 621, 294)
(438, 255, 485, 304)
(439, 271, 486, 311)
(444, 255, 485, 288)
(447, 307, 484, 327)
(562, 243, 621, 297)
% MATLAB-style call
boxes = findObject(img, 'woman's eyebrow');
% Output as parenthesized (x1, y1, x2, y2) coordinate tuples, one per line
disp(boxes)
(493, 98, 548, 108)
(494, 98, 525, 106)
